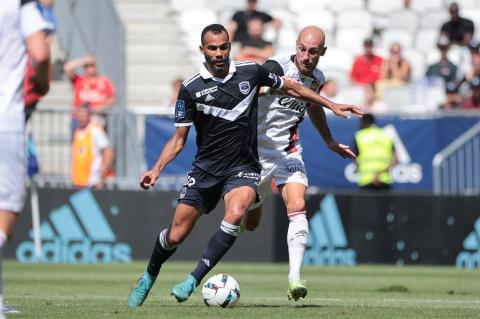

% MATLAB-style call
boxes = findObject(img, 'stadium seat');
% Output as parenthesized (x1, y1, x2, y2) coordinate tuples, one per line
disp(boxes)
(169, 0, 207, 12)
(318, 47, 354, 72)
(415, 29, 440, 54)
(334, 85, 365, 105)
(327, 0, 364, 13)
(287, 0, 328, 14)
(256, 0, 288, 10)
(403, 49, 426, 82)
(410, 0, 445, 13)
(444, 0, 478, 9)
(276, 27, 298, 51)
(269, 8, 296, 29)
(382, 86, 412, 112)
(387, 10, 419, 32)
(297, 11, 335, 34)
(335, 28, 371, 55)
(381, 29, 414, 49)
(210, 0, 243, 11)
(218, 9, 235, 27)
(367, 0, 404, 15)
(178, 9, 217, 35)
(320, 68, 351, 88)
(419, 10, 449, 30)
(337, 10, 373, 33)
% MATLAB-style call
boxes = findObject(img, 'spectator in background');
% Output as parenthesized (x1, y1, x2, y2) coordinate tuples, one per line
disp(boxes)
(71, 104, 114, 189)
(321, 79, 338, 100)
(361, 83, 388, 114)
(228, 0, 281, 45)
(461, 76, 480, 110)
(439, 82, 462, 110)
(440, 2, 474, 46)
(379, 42, 411, 84)
(63, 55, 115, 133)
(353, 114, 398, 191)
(425, 36, 458, 85)
(350, 38, 383, 85)
(235, 17, 273, 64)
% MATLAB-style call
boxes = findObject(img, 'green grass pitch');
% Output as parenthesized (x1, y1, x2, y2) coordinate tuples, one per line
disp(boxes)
(4, 260, 480, 319)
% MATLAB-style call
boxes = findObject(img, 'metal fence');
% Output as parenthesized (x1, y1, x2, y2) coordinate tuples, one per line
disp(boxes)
(433, 121, 480, 195)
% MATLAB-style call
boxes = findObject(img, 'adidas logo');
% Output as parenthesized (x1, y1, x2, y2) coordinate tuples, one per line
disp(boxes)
(304, 193, 356, 266)
(205, 94, 214, 102)
(16, 189, 132, 264)
(456, 218, 480, 269)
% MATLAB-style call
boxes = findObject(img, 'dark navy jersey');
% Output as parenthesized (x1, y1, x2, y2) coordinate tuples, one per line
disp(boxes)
(175, 60, 283, 177)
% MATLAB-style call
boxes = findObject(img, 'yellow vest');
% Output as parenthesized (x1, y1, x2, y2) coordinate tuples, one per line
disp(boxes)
(355, 126, 393, 186)
(71, 125, 95, 187)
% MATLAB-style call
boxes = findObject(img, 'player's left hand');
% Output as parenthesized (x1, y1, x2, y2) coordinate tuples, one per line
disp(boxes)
(331, 103, 364, 119)
(327, 141, 356, 159)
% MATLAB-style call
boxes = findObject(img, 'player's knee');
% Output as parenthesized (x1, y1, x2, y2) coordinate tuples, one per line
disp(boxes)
(286, 199, 305, 213)
(225, 208, 246, 225)
(167, 231, 187, 246)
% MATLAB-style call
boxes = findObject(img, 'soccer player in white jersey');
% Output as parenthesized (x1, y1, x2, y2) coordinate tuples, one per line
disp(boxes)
(0, 0, 51, 316)
(243, 26, 357, 301)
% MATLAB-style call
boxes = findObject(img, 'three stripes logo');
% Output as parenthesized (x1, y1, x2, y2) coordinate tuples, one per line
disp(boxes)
(16, 189, 132, 264)
(304, 193, 356, 266)
(456, 218, 480, 269)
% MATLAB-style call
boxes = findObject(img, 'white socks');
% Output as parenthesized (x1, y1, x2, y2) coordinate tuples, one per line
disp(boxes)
(287, 212, 309, 282)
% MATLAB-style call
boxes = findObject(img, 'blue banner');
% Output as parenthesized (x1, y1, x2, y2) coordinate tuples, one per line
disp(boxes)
(145, 115, 479, 191)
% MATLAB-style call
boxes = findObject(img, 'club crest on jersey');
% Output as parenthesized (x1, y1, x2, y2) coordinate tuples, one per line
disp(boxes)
(239, 81, 250, 95)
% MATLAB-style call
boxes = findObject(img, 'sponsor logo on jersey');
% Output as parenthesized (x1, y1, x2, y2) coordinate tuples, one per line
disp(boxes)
(205, 94, 215, 102)
(239, 81, 250, 95)
(16, 189, 132, 264)
(277, 96, 307, 115)
(344, 124, 423, 184)
(195, 85, 218, 98)
(304, 193, 357, 266)
(456, 217, 480, 269)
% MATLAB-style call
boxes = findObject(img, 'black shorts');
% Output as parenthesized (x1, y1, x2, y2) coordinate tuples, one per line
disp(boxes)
(178, 166, 260, 214)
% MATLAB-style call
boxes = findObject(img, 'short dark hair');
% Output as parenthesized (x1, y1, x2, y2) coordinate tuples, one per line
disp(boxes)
(362, 113, 375, 125)
(201, 24, 228, 45)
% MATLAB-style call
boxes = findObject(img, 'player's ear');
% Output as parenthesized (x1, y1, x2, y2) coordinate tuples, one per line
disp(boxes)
(320, 46, 327, 56)
(199, 45, 204, 54)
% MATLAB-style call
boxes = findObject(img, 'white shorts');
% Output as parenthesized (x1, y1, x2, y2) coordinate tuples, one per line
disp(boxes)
(250, 152, 308, 210)
(0, 133, 26, 213)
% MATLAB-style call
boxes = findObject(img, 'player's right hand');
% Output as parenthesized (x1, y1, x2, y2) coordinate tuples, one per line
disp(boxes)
(139, 170, 159, 190)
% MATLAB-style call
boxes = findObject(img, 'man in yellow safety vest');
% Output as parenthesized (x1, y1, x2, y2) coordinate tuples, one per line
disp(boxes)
(354, 113, 398, 190)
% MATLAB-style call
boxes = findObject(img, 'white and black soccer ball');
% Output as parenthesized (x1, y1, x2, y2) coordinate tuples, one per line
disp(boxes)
(201, 274, 240, 308)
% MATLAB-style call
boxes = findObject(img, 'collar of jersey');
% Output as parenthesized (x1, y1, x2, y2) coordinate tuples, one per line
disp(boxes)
(199, 59, 236, 83)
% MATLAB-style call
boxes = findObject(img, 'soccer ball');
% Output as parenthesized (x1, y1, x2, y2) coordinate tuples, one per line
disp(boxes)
(201, 274, 240, 308)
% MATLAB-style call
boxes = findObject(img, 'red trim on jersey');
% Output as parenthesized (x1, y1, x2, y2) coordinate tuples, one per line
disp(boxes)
(284, 116, 304, 154)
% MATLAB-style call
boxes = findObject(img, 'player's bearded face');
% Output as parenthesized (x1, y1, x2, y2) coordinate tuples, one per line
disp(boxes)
(201, 32, 231, 74)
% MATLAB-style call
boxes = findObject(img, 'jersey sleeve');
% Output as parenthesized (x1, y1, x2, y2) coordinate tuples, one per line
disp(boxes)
(262, 60, 284, 76)
(91, 126, 111, 150)
(257, 64, 283, 90)
(174, 85, 195, 127)
(20, 0, 52, 39)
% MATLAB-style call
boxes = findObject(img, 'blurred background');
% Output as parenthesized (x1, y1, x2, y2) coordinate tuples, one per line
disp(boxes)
(11, 0, 480, 268)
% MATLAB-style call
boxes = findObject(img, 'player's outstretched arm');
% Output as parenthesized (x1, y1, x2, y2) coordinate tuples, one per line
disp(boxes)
(140, 126, 190, 190)
(307, 107, 356, 159)
(280, 77, 363, 119)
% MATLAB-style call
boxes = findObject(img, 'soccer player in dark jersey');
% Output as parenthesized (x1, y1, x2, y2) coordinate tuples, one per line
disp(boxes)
(128, 24, 361, 307)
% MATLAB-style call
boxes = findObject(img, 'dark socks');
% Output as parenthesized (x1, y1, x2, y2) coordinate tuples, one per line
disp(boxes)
(146, 229, 177, 277)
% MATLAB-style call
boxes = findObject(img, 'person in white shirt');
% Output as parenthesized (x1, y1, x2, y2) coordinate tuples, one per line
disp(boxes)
(243, 26, 358, 301)
(0, 0, 51, 315)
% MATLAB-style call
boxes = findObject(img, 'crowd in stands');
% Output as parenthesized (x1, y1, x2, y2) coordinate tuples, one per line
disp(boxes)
(172, 0, 480, 113)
